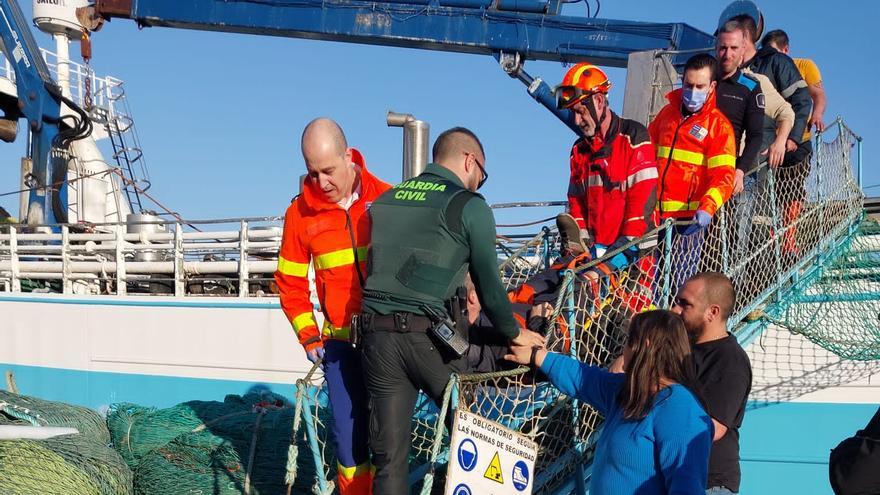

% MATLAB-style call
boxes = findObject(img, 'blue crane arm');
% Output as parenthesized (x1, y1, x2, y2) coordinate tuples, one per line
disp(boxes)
(93, 0, 713, 68)
(89, 0, 712, 133)
(0, 0, 64, 225)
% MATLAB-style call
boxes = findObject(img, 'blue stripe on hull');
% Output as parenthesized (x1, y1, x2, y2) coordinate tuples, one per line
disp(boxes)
(1, 363, 297, 410)
(740, 401, 878, 494)
(4, 363, 877, 495)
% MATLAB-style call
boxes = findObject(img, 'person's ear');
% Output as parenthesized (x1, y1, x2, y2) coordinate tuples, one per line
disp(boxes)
(707, 304, 721, 322)
(345, 147, 354, 167)
(467, 289, 479, 305)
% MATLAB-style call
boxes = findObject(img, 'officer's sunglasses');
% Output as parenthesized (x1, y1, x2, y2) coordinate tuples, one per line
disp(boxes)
(465, 152, 489, 189)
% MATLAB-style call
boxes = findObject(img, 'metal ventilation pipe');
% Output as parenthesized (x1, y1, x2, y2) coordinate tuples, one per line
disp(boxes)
(387, 111, 429, 180)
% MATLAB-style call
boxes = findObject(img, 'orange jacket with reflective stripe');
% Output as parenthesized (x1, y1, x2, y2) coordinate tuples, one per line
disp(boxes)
(274, 151, 391, 351)
(648, 89, 737, 219)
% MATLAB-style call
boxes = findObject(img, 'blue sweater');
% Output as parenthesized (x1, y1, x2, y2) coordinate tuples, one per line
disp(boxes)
(540, 353, 713, 495)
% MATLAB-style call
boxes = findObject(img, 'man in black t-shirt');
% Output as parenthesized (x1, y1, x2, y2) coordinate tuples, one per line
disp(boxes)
(673, 272, 752, 494)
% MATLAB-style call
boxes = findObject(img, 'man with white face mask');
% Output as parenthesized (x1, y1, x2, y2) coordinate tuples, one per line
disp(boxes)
(649, 54, 736, 230)
(648, 54, 736, 285)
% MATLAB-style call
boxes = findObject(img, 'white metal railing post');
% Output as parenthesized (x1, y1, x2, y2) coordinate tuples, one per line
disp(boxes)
(239, 220, 249, 298)
(10, 226, 20, 292)
(61, 225, 71, 294)
(116, 225, 127, 295)
(174, 223, 184, 296)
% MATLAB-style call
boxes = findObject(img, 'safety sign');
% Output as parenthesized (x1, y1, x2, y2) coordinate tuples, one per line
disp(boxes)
(458, 439, 478, 472)
(445, 409, 537, 495)
(452, 484, 472, 495)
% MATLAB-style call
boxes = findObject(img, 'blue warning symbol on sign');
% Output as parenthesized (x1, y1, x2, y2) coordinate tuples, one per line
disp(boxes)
(512, 460, 530, 491)
(457, 439, 478, 472)
(452, 483, 472, 495)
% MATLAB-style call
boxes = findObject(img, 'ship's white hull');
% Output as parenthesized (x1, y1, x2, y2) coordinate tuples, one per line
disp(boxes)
(0, 293, 311, 409)
(2, 293, 877, 494)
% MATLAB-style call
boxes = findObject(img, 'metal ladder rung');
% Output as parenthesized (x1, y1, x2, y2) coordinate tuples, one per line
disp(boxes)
(112, 148, 143, 163)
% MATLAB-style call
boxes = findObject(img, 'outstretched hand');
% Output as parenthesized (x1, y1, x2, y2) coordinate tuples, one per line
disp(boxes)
(510, 328, 546, 348)
(504, 345, 548, 368)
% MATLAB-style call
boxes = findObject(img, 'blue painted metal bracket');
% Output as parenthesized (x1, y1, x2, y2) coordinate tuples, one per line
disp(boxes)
(93, 0, 714, 68)
(0, 0, 64, 225)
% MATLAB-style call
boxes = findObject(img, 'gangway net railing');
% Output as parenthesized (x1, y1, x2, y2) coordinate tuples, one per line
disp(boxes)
(292, 120, 866, 494)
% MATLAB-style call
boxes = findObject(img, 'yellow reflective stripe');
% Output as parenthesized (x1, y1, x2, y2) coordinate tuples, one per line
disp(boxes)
(656, 146, 705, 166)
(707, 154, 736, 169)
(322, 321, 351, 340)
(659, 200, 701, 212)
(314, 246, 368, 270)
(338, 461, 373, 480)
(292, 312, 317, 332)
(706, 188, 725, 207)
(277, 255, 309, 277)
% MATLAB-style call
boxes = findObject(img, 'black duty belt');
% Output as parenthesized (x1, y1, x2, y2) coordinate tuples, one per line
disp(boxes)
(360, 312, 434, 334)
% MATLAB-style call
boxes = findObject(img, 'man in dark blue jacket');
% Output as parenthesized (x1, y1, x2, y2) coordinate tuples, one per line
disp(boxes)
(734, 14, 812, 153)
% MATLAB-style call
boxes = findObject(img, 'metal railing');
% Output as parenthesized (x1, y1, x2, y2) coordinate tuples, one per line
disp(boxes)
(0, 217, 283, 298)
(1, 46, 151, 215)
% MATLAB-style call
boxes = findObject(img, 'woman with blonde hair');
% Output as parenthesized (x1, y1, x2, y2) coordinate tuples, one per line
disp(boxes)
(506, 309, 712, 494)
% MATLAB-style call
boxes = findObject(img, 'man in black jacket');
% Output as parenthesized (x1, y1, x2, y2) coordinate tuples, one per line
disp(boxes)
(734, 14, 812, 154)
(715, 20, 765, 196)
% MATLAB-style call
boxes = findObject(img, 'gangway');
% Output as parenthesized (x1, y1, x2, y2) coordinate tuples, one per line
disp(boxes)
(288, 118, 869, 494)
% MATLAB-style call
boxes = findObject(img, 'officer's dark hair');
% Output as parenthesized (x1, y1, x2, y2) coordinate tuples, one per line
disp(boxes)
(730, 14, 759, 44)
(683, 53, 717, 78)
(688, 271, 736, 321)
(432, 127, 485, 164)
(761, 29, 790, 51)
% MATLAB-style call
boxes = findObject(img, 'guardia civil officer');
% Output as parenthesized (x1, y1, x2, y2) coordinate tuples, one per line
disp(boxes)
(358, 127, 545, 494)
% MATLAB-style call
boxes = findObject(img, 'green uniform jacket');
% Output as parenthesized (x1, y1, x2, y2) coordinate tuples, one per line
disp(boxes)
(362, 163, 519, 340)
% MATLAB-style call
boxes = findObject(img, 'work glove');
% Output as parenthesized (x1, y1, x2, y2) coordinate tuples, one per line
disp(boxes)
(684, 210, 712, 235)
(306, 345, 325, 369)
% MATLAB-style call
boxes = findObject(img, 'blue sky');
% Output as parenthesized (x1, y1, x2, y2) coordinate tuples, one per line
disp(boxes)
(0, 0, 874, 228)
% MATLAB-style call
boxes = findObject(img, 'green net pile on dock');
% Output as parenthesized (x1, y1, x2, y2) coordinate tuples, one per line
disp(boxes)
(0, 391, 132, 495)
(106, 391, 328, 494)
(0, 390, 110, 444)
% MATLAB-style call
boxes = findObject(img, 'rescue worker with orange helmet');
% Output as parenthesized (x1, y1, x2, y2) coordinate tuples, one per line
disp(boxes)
(508, 62, 659, 319)
(556, 62, 659, 272)
(275, 118, 391, 495)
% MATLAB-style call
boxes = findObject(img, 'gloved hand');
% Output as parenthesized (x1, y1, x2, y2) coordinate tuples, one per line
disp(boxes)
(306, 345, 325, 369)
(683, 210, 712, 235)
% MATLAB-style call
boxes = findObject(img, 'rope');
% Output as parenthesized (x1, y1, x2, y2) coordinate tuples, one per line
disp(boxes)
(243, 409, 265, 495)
(419, 374, 458, 495)
(496, 216, 556, 228)
(4, 371, 18, 394)
(285, 381, 307, 493)
(0, 402, 45, 426)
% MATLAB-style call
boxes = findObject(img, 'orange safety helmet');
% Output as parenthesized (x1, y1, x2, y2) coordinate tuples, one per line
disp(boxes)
(556, 63, 612, 109)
